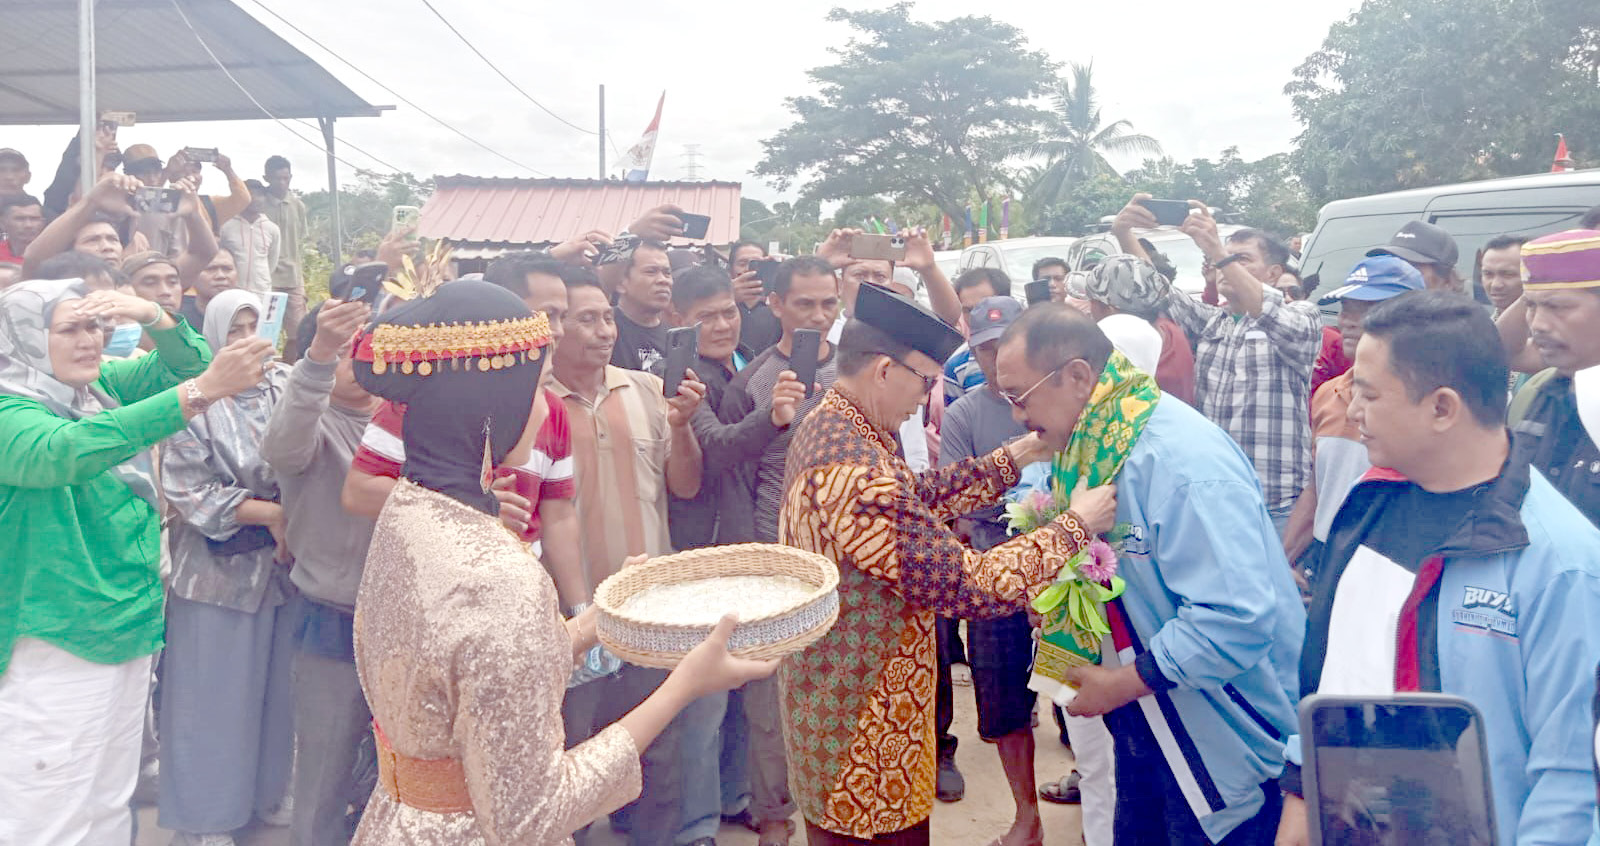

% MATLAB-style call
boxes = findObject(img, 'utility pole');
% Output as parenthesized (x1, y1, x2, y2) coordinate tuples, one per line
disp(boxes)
(598, 84, 606, 179)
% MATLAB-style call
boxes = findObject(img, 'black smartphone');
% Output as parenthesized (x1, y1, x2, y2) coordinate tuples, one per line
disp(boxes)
(790, 328, 822, 398)
(1025, 279, 1052, 305)
(661, 324, 700, 398)
(132, 187, 181, 214)
(1300, 694, 1497, 846)
(674, 212, 712, 240)
(751, 258, 781, 293)
(1137, 198, 1192, 227)
(333, 261, 389, 305)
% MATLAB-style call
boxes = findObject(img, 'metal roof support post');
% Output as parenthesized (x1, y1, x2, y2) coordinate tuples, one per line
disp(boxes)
(319, 115, 342, 264)
(77, 0, 96, 195)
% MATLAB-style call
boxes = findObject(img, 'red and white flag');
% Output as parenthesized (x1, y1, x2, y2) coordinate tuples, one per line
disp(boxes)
(1551, 134, 1573, 173)
(617, 92, 665, 182)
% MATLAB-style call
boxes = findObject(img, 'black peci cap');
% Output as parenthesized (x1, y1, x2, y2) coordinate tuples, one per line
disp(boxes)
(853, 281, 963, 364)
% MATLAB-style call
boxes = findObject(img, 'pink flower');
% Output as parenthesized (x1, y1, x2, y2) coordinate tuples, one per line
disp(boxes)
(1026, 488, 1054, 515)
(1077, 539, 1119, 585)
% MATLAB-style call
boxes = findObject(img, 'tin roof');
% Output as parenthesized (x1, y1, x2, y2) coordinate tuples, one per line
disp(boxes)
(0, 0, 386, 125)
(421, 176, 743, 250)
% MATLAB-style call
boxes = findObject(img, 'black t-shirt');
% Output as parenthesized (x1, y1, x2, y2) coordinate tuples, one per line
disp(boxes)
(1358, 481, 1491, 572)
(611, 308, 668, 372)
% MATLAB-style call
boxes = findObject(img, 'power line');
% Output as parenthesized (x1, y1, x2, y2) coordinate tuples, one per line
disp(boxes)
(168, 0, 400, 175)
(415, 0, 598, 136)
(243, 0, 551, 177)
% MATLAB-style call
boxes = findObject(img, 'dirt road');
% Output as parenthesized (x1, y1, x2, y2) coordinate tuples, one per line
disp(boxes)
(137, 666, 1087, 845)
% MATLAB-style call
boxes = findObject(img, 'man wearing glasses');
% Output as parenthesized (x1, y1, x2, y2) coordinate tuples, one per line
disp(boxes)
(994, 304, 1305, 846)
(777, 284, 1118, 846)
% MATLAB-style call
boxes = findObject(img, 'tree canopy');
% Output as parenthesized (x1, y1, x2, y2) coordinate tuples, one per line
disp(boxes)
(754, 3, 1054, 224)
(1288, 0, 1600, 201)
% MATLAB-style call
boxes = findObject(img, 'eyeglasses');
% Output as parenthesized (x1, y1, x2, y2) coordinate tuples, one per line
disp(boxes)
(882, 355, 940, 393)
(1000, 359, 1081, 410)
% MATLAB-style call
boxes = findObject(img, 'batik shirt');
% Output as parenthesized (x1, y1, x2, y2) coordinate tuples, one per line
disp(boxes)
(777, 388, 1089, 837)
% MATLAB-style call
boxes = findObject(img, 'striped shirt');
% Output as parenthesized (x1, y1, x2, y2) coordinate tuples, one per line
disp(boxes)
(350, 389, 576, 553)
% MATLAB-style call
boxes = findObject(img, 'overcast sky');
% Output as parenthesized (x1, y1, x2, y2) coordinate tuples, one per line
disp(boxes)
(3, 0, 1362, 206)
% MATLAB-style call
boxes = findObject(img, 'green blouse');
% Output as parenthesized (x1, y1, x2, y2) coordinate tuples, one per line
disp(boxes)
(0, 320, 210, 675)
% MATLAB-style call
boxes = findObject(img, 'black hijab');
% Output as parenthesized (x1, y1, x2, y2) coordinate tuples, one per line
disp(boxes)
(352, 281, 550, 515)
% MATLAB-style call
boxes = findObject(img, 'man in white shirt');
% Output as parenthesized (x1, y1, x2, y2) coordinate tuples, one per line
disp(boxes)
(219, 180, 281, 295)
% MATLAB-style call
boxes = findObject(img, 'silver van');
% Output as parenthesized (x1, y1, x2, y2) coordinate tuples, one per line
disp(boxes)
(1300, 170, 1600, 302)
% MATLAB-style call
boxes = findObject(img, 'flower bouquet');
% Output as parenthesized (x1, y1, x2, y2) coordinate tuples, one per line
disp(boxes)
(1004, 479, 1128, 706)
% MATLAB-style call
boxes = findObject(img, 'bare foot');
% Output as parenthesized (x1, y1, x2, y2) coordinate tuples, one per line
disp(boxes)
(995, 815, 1044, 846)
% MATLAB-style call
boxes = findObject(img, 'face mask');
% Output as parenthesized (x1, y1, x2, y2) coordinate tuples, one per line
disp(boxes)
(103, 322, 142, 357)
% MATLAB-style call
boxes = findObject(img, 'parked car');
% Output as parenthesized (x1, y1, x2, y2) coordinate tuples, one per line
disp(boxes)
(1063, 226, 1241, 295)
(1300, 170, 1600, 304)
(956, 236, 1081, 296)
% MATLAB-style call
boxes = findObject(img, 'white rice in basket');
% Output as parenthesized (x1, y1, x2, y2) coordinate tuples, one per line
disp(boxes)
(621, 575, 815, 625)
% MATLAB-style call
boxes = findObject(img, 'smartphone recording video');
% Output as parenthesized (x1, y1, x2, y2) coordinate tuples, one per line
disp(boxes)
(849, 233, 907, 263)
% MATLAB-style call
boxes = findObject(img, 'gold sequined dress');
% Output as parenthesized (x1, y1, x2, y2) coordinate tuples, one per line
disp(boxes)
(352, 479, 642, 844)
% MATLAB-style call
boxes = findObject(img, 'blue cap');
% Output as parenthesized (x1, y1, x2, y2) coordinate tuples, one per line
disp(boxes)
(967, 296, 1024, 347)
(1317, 255, 1425, 305)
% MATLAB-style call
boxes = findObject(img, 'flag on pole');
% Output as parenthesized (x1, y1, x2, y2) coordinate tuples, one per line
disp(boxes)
(885, 218, 899, 235)
(941, 214, 952, 250)
(1552, 134, 1573, 173)
(615, 92, 665, 182)
(1001, 197, 1011, 240)
(963, 206, 974, 248)
(978, 201, 989, 244)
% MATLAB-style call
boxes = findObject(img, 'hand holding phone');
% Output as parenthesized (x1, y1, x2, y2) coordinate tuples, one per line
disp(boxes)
(790, 328, 822, 397)
(392, 205, 421, 241)
(333, 262, 389, 305)
(661, 324, 701, 398)
(674, 212, 712, 240)
(1136, 198, 1193, 227)
(132, 187, 182, 214)
(751, 258, 782, 293)
(849, 233, 907, 263)
(257, 292, 289, 344)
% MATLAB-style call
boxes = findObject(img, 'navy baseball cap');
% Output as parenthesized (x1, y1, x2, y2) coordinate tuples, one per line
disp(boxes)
(1318, 255, 1425, 305)
(967, 296, 1024, 347)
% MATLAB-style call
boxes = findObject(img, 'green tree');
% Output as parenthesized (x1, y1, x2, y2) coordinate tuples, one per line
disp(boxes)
(1127, 148, 1317, 234)
(755, 4, 1054, 225)
(301, 169, 433, 262)
(1029, 63, 1162, 209)
(1288, 0, 1600, 202)
(1030, 172, 1137, 236)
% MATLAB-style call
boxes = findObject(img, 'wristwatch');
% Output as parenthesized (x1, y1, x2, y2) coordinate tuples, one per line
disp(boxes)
(182, 379, 214, 415)
(565, 601, 592, 619)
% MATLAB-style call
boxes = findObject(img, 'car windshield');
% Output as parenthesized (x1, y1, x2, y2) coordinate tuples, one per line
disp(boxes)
(1139, 235, 1208, 292)
(998, 243, 1075, 284)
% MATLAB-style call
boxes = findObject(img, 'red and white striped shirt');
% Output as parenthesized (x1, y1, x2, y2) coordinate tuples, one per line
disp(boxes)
(351, 389, 576, 551)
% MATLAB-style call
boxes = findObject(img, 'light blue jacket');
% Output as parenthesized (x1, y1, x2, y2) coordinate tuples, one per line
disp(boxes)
(1024, 398, 1306, 842)
(1288, 459, 1600, 846)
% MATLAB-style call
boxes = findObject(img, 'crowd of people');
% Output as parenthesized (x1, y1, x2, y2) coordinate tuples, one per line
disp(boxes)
(1, 125, 1600, 846)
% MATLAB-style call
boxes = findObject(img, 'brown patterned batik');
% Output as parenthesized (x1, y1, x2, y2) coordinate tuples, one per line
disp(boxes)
(777, 388, 1089, 838)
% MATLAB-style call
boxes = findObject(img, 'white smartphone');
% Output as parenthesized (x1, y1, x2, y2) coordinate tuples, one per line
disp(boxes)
(257, 291, 288, 344)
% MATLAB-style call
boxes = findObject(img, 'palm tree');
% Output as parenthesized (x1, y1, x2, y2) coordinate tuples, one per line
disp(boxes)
(1030, 62, 1164, 209)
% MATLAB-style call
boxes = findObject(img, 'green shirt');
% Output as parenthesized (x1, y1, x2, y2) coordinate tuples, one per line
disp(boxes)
(0, 320, 211, 674)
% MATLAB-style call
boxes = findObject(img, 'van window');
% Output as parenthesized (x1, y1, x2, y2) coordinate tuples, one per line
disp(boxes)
(1430, 209, 1589, 278)
(1301, 213, 1417, 290)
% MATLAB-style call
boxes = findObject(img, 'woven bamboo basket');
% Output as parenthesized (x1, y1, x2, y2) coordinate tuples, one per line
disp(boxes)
(594, 543, 841, 669)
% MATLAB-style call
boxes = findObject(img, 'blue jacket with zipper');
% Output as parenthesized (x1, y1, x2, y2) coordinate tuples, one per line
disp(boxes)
(1283, 453, 1600, 846)
(1102, 398, 1307, 842)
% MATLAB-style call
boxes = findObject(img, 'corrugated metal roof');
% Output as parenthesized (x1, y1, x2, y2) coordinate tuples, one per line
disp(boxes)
(420, 176, 743, 248)
(0, 0, 385, 125)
